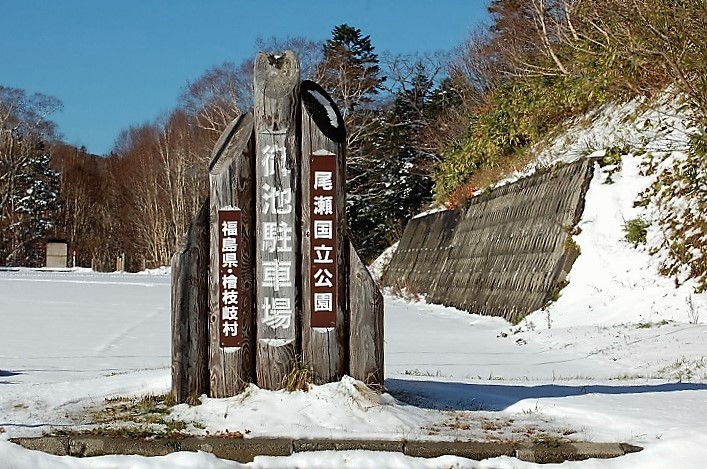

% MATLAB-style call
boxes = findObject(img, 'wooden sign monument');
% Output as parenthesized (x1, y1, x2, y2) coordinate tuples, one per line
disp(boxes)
(171, 51, 383, 400)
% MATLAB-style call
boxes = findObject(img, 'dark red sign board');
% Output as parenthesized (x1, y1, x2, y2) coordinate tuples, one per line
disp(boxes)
(219, 209, 244, 347)
(310, 152, 338, 327)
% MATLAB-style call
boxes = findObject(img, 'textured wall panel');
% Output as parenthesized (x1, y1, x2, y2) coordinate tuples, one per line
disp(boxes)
(383, 159, 595, 323)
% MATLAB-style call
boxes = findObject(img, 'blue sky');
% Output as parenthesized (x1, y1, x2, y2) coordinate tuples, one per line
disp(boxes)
(1, 1, 490, 155)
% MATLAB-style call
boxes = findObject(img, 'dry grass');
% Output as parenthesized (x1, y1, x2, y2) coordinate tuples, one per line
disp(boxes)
(444, 151, 537, 209)
(282, 361, 314, 392)
(388, 278, 423, 302)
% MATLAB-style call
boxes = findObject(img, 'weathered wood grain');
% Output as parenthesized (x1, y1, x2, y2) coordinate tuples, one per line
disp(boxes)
(254, 51, 300, 390)
(382, 158, 596, 323)
(348, 242, 384, 388)
(300, 80, 348, 384)
(171, 199, 210, 403)
(208, 113, 256, 397)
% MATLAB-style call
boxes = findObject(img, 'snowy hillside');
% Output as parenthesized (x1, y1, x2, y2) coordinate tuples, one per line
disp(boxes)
(518, 92, 706, 328)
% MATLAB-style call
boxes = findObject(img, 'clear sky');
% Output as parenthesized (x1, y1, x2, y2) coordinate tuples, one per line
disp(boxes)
(1, 1, 490, 156)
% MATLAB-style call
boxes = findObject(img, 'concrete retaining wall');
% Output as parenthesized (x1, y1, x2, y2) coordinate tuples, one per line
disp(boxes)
(382, 158, 596, 323)
(11, 435, 641, 464)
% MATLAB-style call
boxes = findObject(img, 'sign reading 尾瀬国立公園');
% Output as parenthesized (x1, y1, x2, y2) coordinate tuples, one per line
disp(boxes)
(309, 150, 338, 328)
(218, 208, 243, 347)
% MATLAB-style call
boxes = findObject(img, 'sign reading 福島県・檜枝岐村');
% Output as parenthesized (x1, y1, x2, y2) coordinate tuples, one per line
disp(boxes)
(218, 208, 243, 347)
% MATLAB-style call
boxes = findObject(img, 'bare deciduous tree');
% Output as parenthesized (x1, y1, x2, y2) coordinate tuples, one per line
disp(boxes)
(489, 0, 573, 77)
(179, 62, 250, 134)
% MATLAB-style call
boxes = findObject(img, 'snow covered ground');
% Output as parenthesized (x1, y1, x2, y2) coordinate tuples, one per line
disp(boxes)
(2, 95, 707, 468)
(1, 255, 706, 467)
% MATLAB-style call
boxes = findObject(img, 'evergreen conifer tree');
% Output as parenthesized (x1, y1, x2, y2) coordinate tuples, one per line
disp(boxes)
(0, 87, 62, 266)
(15, 144, 60, 265)
(319, 24, 384, 115)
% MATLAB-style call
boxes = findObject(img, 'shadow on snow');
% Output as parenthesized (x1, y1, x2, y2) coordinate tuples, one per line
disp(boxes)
(0, 369, 23, 384)
(385, 378, 707, 411)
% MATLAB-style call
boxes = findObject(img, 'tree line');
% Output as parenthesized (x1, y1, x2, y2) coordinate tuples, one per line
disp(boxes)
(433, 0, 707, 204)
(3, 1, 706, 270)
(2, 25, 450, 269)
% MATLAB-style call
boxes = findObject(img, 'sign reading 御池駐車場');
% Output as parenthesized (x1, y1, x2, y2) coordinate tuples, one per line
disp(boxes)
(218, 208, 243, 347)
(310, 151, 338, 327)
(257, 132, 296, 336)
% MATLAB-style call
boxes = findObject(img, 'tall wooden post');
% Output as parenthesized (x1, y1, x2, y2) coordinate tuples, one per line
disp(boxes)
(300, 81, 348, 383)
(208, 113, 256, 397)
(254, 51, 301, 390)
